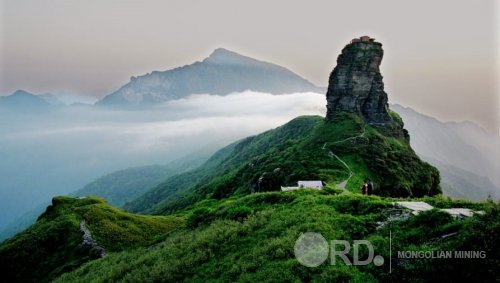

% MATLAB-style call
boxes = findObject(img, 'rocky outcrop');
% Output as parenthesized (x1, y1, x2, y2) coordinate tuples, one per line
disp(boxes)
(326, 37, 407, 140)
(80, 220, 105, 257)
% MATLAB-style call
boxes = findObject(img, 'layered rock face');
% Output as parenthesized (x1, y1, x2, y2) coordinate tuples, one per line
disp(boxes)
(326, 38, 407, 139)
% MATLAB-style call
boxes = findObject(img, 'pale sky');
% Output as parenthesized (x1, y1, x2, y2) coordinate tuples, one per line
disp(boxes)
(1, 0, 499, 133)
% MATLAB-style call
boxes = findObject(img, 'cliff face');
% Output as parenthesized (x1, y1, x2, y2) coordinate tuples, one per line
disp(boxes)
(326, 39, 407, 140)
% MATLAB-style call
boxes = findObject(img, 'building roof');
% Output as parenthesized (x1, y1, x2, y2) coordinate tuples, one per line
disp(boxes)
(298, 181, 323, 188)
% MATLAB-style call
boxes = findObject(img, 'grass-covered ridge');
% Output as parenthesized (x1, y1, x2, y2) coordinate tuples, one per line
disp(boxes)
(126, 113, 440, 215)
(55, 191, 499, 282)
(0, 196, 182, 282)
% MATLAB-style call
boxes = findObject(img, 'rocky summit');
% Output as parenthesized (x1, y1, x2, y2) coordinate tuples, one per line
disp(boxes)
(326, 36, 407, 139)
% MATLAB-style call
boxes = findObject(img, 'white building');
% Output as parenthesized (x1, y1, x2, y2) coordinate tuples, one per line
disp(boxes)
(298, 181, 323, 189)
(281, 180, 323, 191)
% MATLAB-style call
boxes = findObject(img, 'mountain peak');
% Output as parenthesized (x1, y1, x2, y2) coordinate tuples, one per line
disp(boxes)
(208, 47, 242, 58)
(325, 37, 407, 139)
(326, 37, 386, 123)
(11, 89, 35, 97)
(211, 47, 237, 56)
(0, 89, 56, 110)
(98, 47, 321, 105)
(203, 48, 259, 66)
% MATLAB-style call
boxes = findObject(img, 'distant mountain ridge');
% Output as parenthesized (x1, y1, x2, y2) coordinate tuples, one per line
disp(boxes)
(392, 104, 500, 200)
(73, 146, 215, 207)
(0, 90, 58, 111)
(0, 90, 91, 112)
(97, 48, 325, 106)
(423, 156, 499, 201)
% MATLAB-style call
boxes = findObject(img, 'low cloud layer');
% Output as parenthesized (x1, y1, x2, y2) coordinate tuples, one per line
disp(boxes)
(0, 91, 326, 228)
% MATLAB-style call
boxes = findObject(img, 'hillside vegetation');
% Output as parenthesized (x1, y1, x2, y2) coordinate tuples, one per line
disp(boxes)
(126, 114, 440, 215)
(74, 165, 177, 207)
(73, 147, 212, 207)
(0, 196, 182, 282)
(55, 191, 499, 282)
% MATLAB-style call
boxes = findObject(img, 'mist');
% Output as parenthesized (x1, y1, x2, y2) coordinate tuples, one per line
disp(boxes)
(0, 91, 326, 229)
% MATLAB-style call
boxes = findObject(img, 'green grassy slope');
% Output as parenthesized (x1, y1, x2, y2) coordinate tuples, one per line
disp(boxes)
(126, 113, 440, 215)
(0, 196, 182, 283)
(123, 140, 241, 213)
(73, 147, 213, 207)
(73, 165, 177, 207)
(54, 191, 499, 283)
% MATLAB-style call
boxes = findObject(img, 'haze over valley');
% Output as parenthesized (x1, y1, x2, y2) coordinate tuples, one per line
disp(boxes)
(0, 90, 326, 230)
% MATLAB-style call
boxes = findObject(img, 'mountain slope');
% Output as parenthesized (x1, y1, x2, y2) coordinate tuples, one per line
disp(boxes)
(56, 191, 499, 283)
(392, 104, 500, 200)
(73, 147, 213, 207)
(73, 165, 177, 207)
(97, 48, 324, 106)
(0, 202, 49, 242)
(125, 113, 440, 215)
(423, 156, 500, 201)
(0, 196, 182, 283)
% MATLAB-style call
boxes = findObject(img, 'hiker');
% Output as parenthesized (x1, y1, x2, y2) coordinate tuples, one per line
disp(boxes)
(361, 180, 368, 195)
(367, 180, 374, 195)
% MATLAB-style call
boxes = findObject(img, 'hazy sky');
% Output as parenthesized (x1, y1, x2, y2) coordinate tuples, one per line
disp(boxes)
(1, 0, 498, 133)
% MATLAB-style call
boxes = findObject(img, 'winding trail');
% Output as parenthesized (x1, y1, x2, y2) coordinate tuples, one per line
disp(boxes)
(322, 128, 366, 191)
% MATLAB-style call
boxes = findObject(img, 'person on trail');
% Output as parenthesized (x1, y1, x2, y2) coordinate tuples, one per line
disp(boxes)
(361, 180, 368, 195)
(367, 180, 374, 195)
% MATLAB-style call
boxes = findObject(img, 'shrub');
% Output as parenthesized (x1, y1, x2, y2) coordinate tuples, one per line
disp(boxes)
(185, 207, 213, 228)
(225, 206, 253, 221)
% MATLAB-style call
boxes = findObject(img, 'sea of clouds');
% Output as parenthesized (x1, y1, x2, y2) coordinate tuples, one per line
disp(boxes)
(0, 91, 326, 229)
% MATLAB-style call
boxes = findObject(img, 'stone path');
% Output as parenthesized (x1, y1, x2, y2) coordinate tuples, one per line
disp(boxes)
(327, 151, 353, 190)
(393, 201, 484, 218)
(322, 128, 366, 191)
